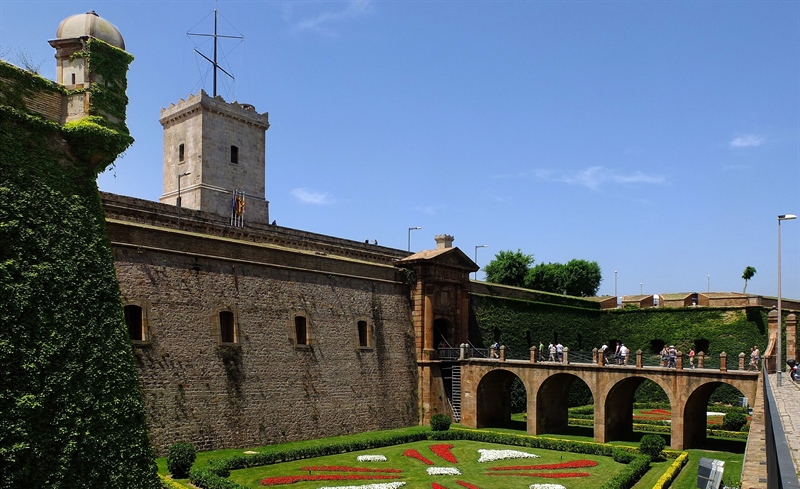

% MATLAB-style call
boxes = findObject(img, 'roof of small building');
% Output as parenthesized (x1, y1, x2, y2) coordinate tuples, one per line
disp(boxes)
(56, 11, 125, 50)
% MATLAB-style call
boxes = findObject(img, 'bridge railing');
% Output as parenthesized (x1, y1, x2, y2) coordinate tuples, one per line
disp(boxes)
(452, 344, 754, 373)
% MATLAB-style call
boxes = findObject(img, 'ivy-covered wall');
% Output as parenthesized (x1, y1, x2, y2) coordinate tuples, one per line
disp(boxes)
(0, 41, 159, 489)
(471, 294, 769, 358)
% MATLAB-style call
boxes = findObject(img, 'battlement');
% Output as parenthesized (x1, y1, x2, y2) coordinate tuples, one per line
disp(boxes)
(159, 90, 270, 130)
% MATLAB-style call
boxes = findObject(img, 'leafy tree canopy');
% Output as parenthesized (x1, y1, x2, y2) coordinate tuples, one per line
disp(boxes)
(485, 250, 601, 297)
(483, 249, 533, 287)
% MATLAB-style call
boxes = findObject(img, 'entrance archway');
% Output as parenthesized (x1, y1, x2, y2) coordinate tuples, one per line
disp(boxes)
(476, 370, 525, 429)
(433, 318, 452, 347)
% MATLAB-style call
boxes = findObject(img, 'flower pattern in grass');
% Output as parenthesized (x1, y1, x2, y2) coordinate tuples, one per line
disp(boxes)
(403, 449, 434, 465)
(456, 481, 485, 489)
(317, 483, 407, 489)
(429, 444, 458, 463)
(426, 467, 461, 476)
(529, 485, 567, 489)
(487, 472, 590, 478)
(299, 465, 401, 473)
(431, 483, 448, 489)
(477, 449, 540, 463)
(259, 474, 400, 486)
(488, 460, 598, 471)
(357, 455, 388, 462)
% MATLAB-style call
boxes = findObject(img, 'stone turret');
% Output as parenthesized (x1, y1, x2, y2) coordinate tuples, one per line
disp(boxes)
(159, 91, 271, 224)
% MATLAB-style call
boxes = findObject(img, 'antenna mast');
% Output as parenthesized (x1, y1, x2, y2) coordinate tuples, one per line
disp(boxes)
(187, 7, 244, 97)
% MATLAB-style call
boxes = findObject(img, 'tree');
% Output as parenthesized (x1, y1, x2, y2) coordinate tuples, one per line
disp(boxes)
(562, 259, 602, 297)
(742, 266, 757, 293)
(484, 249, 534, 287)
(525, 262, 565, 293)
(526, 259, 602, 297)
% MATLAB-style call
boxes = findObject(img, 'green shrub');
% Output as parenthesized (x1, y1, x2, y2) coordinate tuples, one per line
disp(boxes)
(167, 442, 197, 479)
(639, 434, 666, 460)
(612, 447, 635, 464)
(430, 413, 452, 431)
(722, 412, 748, 431)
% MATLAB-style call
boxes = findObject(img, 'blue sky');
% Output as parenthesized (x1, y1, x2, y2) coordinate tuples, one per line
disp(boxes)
(1, 0, 799, 299)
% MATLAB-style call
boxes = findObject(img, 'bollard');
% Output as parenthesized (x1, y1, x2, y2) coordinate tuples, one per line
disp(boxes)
(676, 351, 683, 370)
(499, 345, 506, 362)
(563, 347, 569, 364)
(530, 346, 537, 364)
(739, 352, 746, 370)
(459, 343, 466, 361)
(720, 352, 727, 372)
(698, 351, 705, 369)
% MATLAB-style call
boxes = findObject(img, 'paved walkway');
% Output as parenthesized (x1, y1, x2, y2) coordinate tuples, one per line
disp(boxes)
(769, 373, 800, 473)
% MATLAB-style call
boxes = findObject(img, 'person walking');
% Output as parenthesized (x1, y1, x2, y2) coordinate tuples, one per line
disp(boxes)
(556, 342, 564, 363)
(688, 348, 695, 369)
(539, 341, 545, 361)
(620, 343, 629, 365)
(548, 342, 556, 362)
(491, 341, 500, 359)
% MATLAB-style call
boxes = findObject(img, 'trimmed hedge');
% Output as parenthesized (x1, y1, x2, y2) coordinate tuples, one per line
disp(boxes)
(188, 428, 660, 489)
(430, 413, 452, 431)
(167, 442, 197, 479)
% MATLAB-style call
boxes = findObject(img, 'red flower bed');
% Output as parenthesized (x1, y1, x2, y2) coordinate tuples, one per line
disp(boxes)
(298, 465, 402, 473)
(259, 474, 400, 486)
(403, 448, 434, 465)
(487, 472, 591, 478)
(430, 444, 458, 463)
(432, 484, 448, 489)
(642, 409, 670, 415)
(488, 460, 598, 471)
(456, 481, 485, 489)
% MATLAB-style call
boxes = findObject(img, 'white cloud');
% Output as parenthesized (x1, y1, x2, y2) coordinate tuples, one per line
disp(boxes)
(291, 187, 332, 205)
(560, 166, 666, 190)
(294, 0, 373, 34)
(730, 134, 765, 148)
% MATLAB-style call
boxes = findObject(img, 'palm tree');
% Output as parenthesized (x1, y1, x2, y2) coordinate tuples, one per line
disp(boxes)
(742, 266, 757, 293)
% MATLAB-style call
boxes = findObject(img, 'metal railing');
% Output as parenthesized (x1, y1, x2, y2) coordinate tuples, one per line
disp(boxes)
(763, 370, 800, 489)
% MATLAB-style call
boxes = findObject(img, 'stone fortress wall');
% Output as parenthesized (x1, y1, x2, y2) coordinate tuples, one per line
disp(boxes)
(106, 193, 420, 452)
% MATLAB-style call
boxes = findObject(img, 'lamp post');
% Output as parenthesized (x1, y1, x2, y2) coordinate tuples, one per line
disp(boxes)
(474, 244, 488, 280)
(640, 283, 643, 295)
(614, 271, 618, 305)
(177, 171, 191, 229)
(777, 213, 797, 386)
(407, 226, 421, 252)
(707, 275, 710, 293)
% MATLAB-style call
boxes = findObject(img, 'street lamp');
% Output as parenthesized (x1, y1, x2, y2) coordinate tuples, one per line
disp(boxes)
(474, 244, 488, 280)
(614, 271, 618, 305)
(177, 171, 191, 229)
(407, 227, 421, 252)
(640, 283, 643, 295)
(707, 275, 710, 293)
(777, 213, 796, 386)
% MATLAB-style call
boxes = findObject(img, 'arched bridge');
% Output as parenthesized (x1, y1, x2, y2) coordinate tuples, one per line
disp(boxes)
(456, 351, 758, 450)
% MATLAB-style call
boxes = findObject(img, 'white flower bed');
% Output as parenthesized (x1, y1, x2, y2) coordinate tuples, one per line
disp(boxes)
(529, 485, 567, 489)
(318, 483, 406, 489)
(356, 455, 387, 462)
(477, 449, 540, 463)
(426, 467, 461, 476)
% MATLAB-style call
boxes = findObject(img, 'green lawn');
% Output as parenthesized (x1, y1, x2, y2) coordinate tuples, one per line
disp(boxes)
(157, 423, 745, 489)
(228, 439, 626, 489)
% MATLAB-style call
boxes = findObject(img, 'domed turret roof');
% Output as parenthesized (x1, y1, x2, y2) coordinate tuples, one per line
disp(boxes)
(55, 10, 125, 50)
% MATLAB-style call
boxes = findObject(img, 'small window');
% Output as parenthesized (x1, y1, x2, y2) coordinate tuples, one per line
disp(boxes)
(178, 143, 185, 162)
(71, 73, 76, 85)
(358, 320, 369, 348)
(230, 145, 239, 164)
(220, 311, 235, 343)
(295, 316, 308, 345)
(125, 304, 144, 341)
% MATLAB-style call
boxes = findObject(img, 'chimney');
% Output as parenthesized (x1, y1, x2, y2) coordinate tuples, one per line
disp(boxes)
(434, 234, 454, 249)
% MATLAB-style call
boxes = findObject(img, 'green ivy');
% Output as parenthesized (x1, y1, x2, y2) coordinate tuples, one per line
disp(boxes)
(62, 116, 133, 174)
(0, 65, 158, 488)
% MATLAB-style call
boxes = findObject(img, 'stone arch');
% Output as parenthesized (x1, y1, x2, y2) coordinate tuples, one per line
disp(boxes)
(476, 369, 527, 429)
(536, 373, 592, 436)
(433, 317, 452, 346)
(682, 380, 746, 449)
(602, 375, 674, 443)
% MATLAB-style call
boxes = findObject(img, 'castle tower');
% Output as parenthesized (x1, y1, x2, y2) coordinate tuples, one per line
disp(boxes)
(159, 91, 271, 224)
(49, 10, 125, 89)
